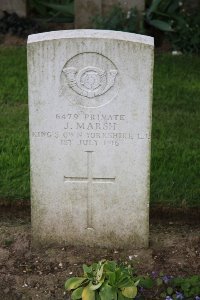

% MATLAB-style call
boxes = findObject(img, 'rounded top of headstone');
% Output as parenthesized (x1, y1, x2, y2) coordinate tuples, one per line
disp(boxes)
(28, 29, 154, 46)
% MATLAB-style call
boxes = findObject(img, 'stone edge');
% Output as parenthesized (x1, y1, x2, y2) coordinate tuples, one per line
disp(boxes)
(27, 29, 154, 46)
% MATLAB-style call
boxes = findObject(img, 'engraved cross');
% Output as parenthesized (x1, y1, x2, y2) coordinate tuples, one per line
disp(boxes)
(64, 151, 115, 229)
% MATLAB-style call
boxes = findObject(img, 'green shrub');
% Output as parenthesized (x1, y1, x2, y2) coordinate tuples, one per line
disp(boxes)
(65, 262, 200, 299)
(172, 276, 200, 299)
(92, 5, 142, 34)
(168, 12, 200, 54)
(145, 0, 200, 53)
(65, 260, 139, 299)
(145, 0, 182, 32)
(28, 0, 74, 22)
(92, 0, 200, 54)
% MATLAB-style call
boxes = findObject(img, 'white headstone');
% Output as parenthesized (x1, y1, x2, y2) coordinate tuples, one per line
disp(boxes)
(28, 30, 154, 248)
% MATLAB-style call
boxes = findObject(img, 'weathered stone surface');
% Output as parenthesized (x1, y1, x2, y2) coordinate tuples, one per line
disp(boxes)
(0, 0, 26, 17)
(28, 30, 154, 248)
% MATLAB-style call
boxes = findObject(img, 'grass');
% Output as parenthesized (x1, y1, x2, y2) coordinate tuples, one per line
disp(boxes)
(0, 47, 199, 206)
(0, 47, 29, 199)
(152, 55, 200, 207)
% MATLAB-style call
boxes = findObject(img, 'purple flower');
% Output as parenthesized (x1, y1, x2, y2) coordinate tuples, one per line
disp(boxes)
(195, 296, 200, 300)
(163, 275, 173, 284)
(151, 271, 157, 279)
(139, 286, 144, 293)
(166, 297, 173, 300)
(176, 291, 184, 299)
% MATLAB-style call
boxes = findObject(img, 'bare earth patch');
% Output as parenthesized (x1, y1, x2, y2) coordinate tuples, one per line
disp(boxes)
(0, 212, 199, 300)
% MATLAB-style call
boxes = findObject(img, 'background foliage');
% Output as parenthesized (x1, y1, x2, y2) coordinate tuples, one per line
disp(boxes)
(0, 0, 199, 53)
(92, 0, 200, 54)
(28, 0, 74, 22)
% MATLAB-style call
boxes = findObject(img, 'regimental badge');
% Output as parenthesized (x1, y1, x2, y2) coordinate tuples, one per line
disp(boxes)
(60, 52, 119, 108)
(63, 66, 118, 98)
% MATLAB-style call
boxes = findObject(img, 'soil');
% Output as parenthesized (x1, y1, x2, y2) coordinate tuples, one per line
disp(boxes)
(0, 208, 199, 300)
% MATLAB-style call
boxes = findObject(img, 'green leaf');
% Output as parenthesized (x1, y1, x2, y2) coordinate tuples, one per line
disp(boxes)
(92, 263, 99, 269)
(30, 0, 48, 16)
(121, 286, 137, 299)
(118, 278, 133, 289)
(167, 287, 173, 295)
(65, 277, 87, 291)
(118, 291, 129, 300)
(90, 281, 104, 291)
(167, 1, 180, 14)
(156, 278, 163, 286)
(108, 272, 116, 286)
(83, 264, 92, 274)
(190, 275, 199, 285)
(149, 19, 173, 31)
(44, 2, 74, 16)
(104, 261, 117, 272)
(71, 287, 84, 299)
(82, 284, 95, 300)
(30, 0, 74, 20)
(160, 292, 167, 298)
(148, 0, 163, 14)
(139, 277, 154, 289)
(38, 0, 74, 16)
(95, 293, 101, 300)
(133, 280, 140, 287)
(115, 269, 122, 282)
(96, 265, 104, 282)
(99, 284, 117, 300)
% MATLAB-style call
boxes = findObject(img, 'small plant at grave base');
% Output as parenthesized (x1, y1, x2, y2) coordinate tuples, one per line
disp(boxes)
(65, 260, 140, 299)
(170, 276, 200, 300)
(139, 272, 200, 300)
(65, 264, 200, 300)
